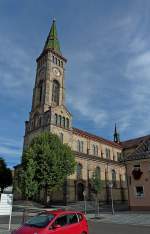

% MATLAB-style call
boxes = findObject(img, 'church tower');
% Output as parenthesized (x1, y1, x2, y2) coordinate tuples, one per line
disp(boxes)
(24, 20, 72, 147)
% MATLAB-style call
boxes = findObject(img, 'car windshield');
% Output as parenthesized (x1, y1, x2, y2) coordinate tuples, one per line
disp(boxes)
(25, 213, 55, 228)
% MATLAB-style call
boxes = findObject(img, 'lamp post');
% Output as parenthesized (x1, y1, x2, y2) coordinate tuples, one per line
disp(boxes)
(109, 182, 115, 215)
(83, 190, 87, 215)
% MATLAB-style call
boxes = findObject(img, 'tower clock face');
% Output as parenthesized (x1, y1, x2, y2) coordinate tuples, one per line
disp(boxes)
(53, 67, 61, 77)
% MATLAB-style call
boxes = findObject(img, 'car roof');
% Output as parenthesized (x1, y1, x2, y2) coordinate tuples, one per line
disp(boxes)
(44, 209, 83, 216)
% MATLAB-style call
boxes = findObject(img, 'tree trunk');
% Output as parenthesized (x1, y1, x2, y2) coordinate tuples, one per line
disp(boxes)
(44, 186, 48, 206)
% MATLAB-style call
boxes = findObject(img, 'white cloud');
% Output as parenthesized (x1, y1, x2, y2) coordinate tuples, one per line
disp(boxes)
(0, 137, 22, 157)
(0, 37, 35, 98)
(68, 94, 108, 126)
(0, 146, 21, 156)
(129, 37, 148, 54)
(117, 35, 150, 137)
(65, 6, 150, 138)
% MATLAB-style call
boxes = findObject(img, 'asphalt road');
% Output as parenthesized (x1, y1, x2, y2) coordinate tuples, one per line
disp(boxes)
(0, 216, 150, 234)
(88, 221, 150, 234)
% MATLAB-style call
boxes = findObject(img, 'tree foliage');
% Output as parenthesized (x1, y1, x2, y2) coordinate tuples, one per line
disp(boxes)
(0, 157, 12, 192)
(91, 170, 102, 195)
(21, 132, 76, 201)
(91, 169, 103, 217)
(22, 157, 38, 200)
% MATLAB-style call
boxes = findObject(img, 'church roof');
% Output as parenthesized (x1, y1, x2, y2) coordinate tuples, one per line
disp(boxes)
(73, 127, 122, 149)
(43, 19, 61, 55)
(121, 135, 150, 149)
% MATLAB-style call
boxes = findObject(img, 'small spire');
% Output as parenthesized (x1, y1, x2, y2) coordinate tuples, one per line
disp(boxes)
(43, 19, 61, 55)
(114, 123, 117, 134)
(113, 123, 120, 143)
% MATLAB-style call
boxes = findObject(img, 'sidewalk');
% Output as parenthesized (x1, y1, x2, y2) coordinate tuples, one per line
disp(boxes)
(86, 212, 150, 226)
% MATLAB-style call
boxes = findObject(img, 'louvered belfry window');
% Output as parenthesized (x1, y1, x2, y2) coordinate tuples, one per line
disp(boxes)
(52, 80, 60, 105)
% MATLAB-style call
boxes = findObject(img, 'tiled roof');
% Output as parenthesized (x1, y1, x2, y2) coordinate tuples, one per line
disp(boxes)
(73, 127, 122, 149)
(121, 135, 150, 149)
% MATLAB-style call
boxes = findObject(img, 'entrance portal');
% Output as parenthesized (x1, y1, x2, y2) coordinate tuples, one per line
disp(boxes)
(77, 183, 84, 201)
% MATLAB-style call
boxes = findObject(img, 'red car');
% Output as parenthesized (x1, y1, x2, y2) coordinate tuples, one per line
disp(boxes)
(11, 209, 89, 234)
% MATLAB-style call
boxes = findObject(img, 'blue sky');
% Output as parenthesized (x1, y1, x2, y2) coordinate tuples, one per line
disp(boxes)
(1, 0, 150, 167)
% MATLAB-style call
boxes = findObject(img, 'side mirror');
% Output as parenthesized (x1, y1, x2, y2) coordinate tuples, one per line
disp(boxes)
(53, 224, 61, 229)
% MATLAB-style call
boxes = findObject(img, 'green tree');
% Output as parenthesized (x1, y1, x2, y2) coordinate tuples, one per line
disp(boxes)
(91, 169, 102, 217)
(22, 156, 38, 200)
(0, 157, 12, 193)
(22, 132, 76, 203)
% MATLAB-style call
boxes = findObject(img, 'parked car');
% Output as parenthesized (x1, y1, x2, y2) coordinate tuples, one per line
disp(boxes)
(11, 209, 89, 234)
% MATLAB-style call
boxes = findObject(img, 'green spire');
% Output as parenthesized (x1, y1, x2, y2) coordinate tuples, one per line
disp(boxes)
(43, 19, 61, 54)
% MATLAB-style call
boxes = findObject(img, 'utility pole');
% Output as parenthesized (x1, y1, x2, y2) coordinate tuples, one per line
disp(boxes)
(109, 182, 115, 215)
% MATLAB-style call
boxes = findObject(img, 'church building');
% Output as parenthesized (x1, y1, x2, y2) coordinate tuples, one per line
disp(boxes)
(19, 20, 129, 204)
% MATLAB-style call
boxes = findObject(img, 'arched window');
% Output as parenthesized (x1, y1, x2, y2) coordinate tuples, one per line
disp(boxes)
(93, 145, 98, 156)
(77, 140, 84, 153)
(31, 120, 34, 129)
(52, 80, 60, 105)
(54, 114, 58, 125)
(80, 141, 84, 153)
(66, 118, 69, 128)
(38, 80, 43, 104)
(39, 86, 43, 103)
(96, 167, 101, 180)
(106, 148, 110, 159)
(77, 140, 80, 152)
(119, 174, 122, 188)
(93, 145, 95, 155)
(35, 116, 38, 128)
(77, 163, 83, 179)
(58, 115, 61, 126)
(38, 117, 41, 127)
(105, 168, 107, 183)
(112, 169, 116, 187)
(62, 117, 65, 128)
(95, 145, 98, 156)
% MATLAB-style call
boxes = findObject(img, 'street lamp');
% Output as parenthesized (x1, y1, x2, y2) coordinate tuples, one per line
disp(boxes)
(83, 190, 87, 215)
(108, 182, 115, 215)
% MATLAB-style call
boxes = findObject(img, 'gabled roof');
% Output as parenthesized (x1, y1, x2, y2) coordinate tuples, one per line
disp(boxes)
(121, 135, 150, 149)
(73, 127, 122, 149)
(124, 136, 150, 161)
